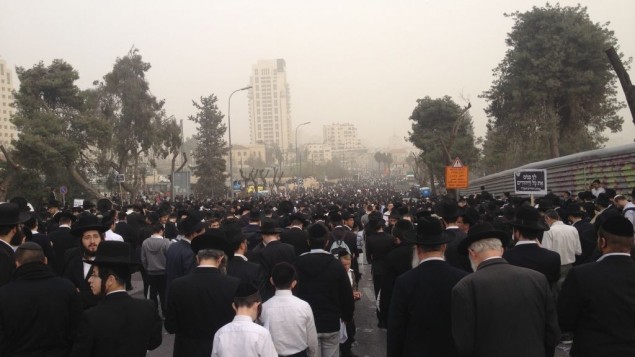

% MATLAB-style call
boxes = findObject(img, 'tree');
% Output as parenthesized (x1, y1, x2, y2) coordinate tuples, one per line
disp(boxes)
(374, 152, 384, 173)
(93, 48, 176, 196)
(11, 59, 109, 199)
(408, 96, 480, 195)
(481, 4, 625, 171)
(190, 95, 227, 197)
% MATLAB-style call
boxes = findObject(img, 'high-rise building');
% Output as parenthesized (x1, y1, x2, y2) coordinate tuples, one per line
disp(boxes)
(248, 59, 292, 150)
(0, 57, 17, 148)
(323, 123, 363, 151)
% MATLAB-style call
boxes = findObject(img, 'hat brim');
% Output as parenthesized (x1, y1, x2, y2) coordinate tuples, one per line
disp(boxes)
(17, 211, 31, 224)
(260, 228, 284, 234)
(458, 230, 511, 256)
(403, 230, 453, 246)
(183, 221, 206, 236)
(70, 225, 108, 237)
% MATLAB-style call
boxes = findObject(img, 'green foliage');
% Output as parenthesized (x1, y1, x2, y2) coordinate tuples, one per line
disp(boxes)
(11, 59, 109, 198)
(190, 95, 227, 197)
(302, 160, 349, 180)
(408, 96, 479, 185)
(481, 3, 625, 172)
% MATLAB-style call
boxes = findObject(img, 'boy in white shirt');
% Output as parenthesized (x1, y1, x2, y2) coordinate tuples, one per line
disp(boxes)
(261, 262, 318, 357)
(212, 282, 277, 357)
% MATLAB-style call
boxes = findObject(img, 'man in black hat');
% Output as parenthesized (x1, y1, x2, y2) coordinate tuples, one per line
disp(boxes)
(251, 219, 296, 301)
(0, 203, 30, 286)
(387, 217, 469, 357)
(295, 223, 354, 357)
(439, 200, 472, 273)
(63, 214, 106, 310)
(280, 213, 310, 256)
(71, 241, 162, 356)
(0, 242, 82, 356)
(165, 211, 206, 293)
(46, 200, 62, 233)
(558, 216, 635, 357)
(242, 209, 263, 250)
(503, 205, 561, 288)
(592, 192, 621, 232)
(566, 203, 597, 265)
(451, 223, 560, 357)
(165, 229, 240, 357)
(224, 222, 264, 292)
(365, 211, 394, 315)
(49, 210, 78, 276)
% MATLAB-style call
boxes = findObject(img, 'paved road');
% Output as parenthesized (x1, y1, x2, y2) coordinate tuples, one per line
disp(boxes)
(132, 260, 569, 357)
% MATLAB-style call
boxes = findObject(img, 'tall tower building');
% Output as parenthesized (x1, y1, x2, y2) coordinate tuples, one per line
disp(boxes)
(0, 57, 17, 148)
(248, 59, 292, 150)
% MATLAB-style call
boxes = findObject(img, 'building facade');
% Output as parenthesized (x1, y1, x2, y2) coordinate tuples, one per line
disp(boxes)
(305, 143, 332, 164)
(224, 143, 267, 173)
(249, 59, 292, 150)
(0, 57, 17, 148)
(323, 123, 363, 151)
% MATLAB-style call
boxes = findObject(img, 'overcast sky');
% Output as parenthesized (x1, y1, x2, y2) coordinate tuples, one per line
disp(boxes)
(1, 0, 634, 150)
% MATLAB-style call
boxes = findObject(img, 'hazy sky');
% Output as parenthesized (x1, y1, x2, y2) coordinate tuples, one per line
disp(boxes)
(2, 0, 634, 150)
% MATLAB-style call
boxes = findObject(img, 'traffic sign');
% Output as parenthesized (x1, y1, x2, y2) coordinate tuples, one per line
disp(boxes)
(116, 174, 125, 183)
(451, 157, 464, 168)
(514, 169, 547, 195)
(59, 186, 68, 195)
(445, 166, 469, 189)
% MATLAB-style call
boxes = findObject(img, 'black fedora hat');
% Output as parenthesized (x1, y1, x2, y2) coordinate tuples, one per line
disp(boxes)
(289, 212, 309, 226)
(180, 213, 206, 236)
(191, 228, 233, 258)
(436, 201, 459, 219)
(509, 206, 550, 231)
(0, 203, 31, 226)
(595, 193, 611, 207)
(222, 222, 247, 247)
(70, 214, 108, 237)
(564, 203, 586, 218)
(458, 222, 510, 256)
(260, 219, 283, 234)
(460, 207, 481, 226)
(86, 241, 136, 267)
(54, 210, 77, 224)
(404, 217, 452, 246)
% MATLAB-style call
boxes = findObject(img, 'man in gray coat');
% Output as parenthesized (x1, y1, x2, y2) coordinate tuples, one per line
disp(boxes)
(451, 223, 560, 357)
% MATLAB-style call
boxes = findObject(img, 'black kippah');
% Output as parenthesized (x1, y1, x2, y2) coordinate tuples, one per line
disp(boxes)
(235, 282, 259, 299)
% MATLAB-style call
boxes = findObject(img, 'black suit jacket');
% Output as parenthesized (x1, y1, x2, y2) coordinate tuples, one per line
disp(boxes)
(0, 262, 82, 357)
(452, 258, 560, 357)
(49, 226, 78, 276)
(252, 240, 296, 301)
(71, 291, 162, 357)
(388, 259, 469, 357)
(62, 247, 100, 310)
(380, 243, 414, 325)
(503, 242, 561, 286)
(164, 221, 178, 240)
(366, 231, 394, 276)
(558, 255, 635, 357)
(165, 267, 239, 357)
(280, 227, 310, 256)
(0, 241, 15, 288)
(29, 232, 55, 263)
(444, 228, 472, 272)
(572, 220, 596, 265)
(227, 255, 264, 293)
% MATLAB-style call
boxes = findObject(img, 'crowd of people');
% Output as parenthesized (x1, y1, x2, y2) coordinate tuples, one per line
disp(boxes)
(0, 177, 634, 357)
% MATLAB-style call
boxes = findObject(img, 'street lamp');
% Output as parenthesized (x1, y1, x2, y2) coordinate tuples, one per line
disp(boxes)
(227, 85, 252, 196)
(295, 121, 311, 178)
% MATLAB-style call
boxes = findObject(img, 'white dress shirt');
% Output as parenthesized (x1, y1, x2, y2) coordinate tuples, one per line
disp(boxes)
(261, 290, 318, 357)
(212, 315, 278, 357)
(542, 221, 582, 265)
(105, 229, 124, 242)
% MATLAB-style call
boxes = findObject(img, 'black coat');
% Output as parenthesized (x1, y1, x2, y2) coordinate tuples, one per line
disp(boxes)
(29, 232, 55, 263)
(503, 242, 561, 286)
(452, 258, 560, 357)
(49, 226, 78, 276)
(243, 224, 263, 251)
(165, 239, 195, 296)
(558, 255, 635, 357)
(252, 240, 296, 301)
(572, 220, 597, 265)
(388, 259, 469, 357)
(280, 227, 310, 256)
(380, 243, 414, 325)
(0, 262, 82, 357)
(165, 267, 239, 357)
(227, 255, 264, 293)
(0, 240, 15, 287)
(295, 251, 354, 333)
(63, 247, 100, 310)
(366, 231, 394, 276)
(444, 228, 472, 272)
(164, 221, 178, 239)
(71, 291, 162, 357)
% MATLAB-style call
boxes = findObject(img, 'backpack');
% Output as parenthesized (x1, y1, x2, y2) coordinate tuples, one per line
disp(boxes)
(330, 239, 351, 259)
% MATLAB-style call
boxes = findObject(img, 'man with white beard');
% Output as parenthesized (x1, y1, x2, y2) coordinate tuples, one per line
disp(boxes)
(451, 223, 560, 357)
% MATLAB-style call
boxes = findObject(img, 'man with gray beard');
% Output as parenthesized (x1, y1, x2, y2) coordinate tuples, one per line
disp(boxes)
(451, 223, 560, 357)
